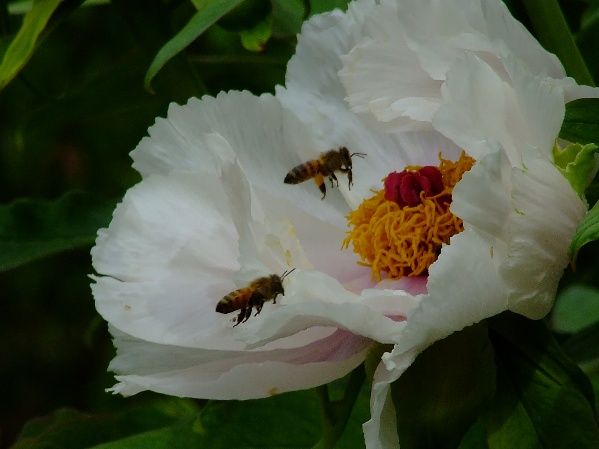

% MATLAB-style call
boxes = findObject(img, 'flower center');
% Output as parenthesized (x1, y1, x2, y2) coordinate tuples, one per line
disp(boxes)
(342, 152, 474, 281)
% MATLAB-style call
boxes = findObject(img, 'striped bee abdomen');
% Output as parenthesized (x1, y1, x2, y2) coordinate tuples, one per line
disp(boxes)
(284, 160, 322, 184)
(216, 288, 252, 314)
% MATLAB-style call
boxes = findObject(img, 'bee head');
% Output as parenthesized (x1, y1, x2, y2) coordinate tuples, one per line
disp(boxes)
(278, 268, 296, 295)
(340, 147, 366, 168)
(339, 147, 352, 166)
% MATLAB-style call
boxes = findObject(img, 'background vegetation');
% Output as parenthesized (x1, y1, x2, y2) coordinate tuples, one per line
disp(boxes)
(1, 0, 599, 447)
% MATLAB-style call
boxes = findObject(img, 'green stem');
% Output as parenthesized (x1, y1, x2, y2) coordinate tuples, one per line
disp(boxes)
(312, 364, 367, 449)
(520, 0, 595, 86)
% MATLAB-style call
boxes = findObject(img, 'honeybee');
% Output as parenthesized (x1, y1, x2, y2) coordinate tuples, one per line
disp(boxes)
(216, 269, 295, 326)
(284, 147, 366, 199)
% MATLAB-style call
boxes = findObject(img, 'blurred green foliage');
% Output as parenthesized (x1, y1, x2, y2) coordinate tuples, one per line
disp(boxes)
(1, 0, 599, 448)
(0, 0, 349, 446)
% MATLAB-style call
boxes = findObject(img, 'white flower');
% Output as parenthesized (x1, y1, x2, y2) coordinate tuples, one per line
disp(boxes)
(92, 1, 596, 448)
(280, 0, 596, 448)
(339, 0, 598, 133)
(91, 90, 425, 399)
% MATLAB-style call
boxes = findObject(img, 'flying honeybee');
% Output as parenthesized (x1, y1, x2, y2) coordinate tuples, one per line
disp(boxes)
(216, 269, 296, 326)
(284, 147, 366, 199)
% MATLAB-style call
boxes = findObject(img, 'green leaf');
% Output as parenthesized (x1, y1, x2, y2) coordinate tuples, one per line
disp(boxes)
(8, 386, 370, 449)
(194, 391, 322, 448)
(239, 15, 272, 52)
(11, 398, 201, 449)
(308, 0, 352, 16)
(0, 0, 62, 91)
(569, 200, 599, 266)
(391, 323, 496, 449)
(561, 320, 599, 362)
(457, 421, 489, 449)
(144, 0, 245, 92)
(216, 0, 271, 32)
(0, 191, 116, 272)
(560, 98, 599, 145)
(553, 141, 599, 197)
(485, 312, 599, 449)
(271, 0, 306, 38)
(553, 284, 599, 333)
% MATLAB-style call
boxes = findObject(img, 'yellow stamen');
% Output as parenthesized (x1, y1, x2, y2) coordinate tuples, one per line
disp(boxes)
(342, 152, 474, 281)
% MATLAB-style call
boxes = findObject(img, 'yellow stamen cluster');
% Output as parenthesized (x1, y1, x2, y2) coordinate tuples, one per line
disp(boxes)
(342, 152, 475, 281)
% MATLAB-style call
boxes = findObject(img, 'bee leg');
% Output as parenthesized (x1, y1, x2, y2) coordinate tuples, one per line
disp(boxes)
(233, 308, 247, 327)
(314, 173, 326, 199)
(331, 173, 340, 189)
(242, 304, 254, 323)
(254, 300, 265, 316)
(339, 167, 353, 189)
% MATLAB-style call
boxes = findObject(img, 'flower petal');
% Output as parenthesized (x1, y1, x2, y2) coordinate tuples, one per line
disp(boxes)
(109, 326, 372, 399)
(340, 0, 568, 134)
(234, 270, 418, 348)
(502, 152, 587, 318)
(339, 0, 442, 131)
(434, 53, 565, 164)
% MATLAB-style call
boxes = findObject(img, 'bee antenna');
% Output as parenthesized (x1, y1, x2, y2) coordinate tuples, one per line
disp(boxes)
(351, 152, 367, 159)
(281, 268, 296, 280)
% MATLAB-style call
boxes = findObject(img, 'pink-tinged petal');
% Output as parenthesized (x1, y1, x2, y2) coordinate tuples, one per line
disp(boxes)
(109, 327, 372, 400)
(234, 270, 418, 348)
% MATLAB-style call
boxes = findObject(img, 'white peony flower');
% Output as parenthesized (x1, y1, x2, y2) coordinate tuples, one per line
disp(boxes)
(91, 90, 428, 399)
(91, 0, 596, 447)
(338, 0, 598, 133)
(278, 0, 596, 448)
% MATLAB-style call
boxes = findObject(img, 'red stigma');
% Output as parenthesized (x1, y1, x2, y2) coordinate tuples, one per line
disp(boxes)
(384, 166, 444, 207)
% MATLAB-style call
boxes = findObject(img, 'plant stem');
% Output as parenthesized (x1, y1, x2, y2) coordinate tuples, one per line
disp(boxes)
(312, 364, 367, 449)
(520, 0, 595, 86)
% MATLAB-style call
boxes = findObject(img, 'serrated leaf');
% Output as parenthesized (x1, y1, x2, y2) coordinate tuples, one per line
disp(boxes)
(560, 98, 599, 146)
(553, 141, 599, 197)
(239, 16, 272, 52)
(0, 0, 63, 91)
(0, 191, 116, 272)
(485, 312, 599, 449)
(569, 200, 599, 266)
(391, 323, 496, 449)
(144, 0, 244, 92)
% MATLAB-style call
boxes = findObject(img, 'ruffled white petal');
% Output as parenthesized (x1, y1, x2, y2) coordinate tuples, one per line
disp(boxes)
(340, 0, 569, 133)
(434, 52, 588, 319)
(502, 152, 587, 318)
(109, 327, 371, 399)
(365, 228, 509, 449)
(434, 53, 565, 164)
(283, 0, 376, 99)
(235, 270, 418, 348)
(401, 0, 564, 79)
(339, 0, 442, 131)
(130, 92, 370, 280)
